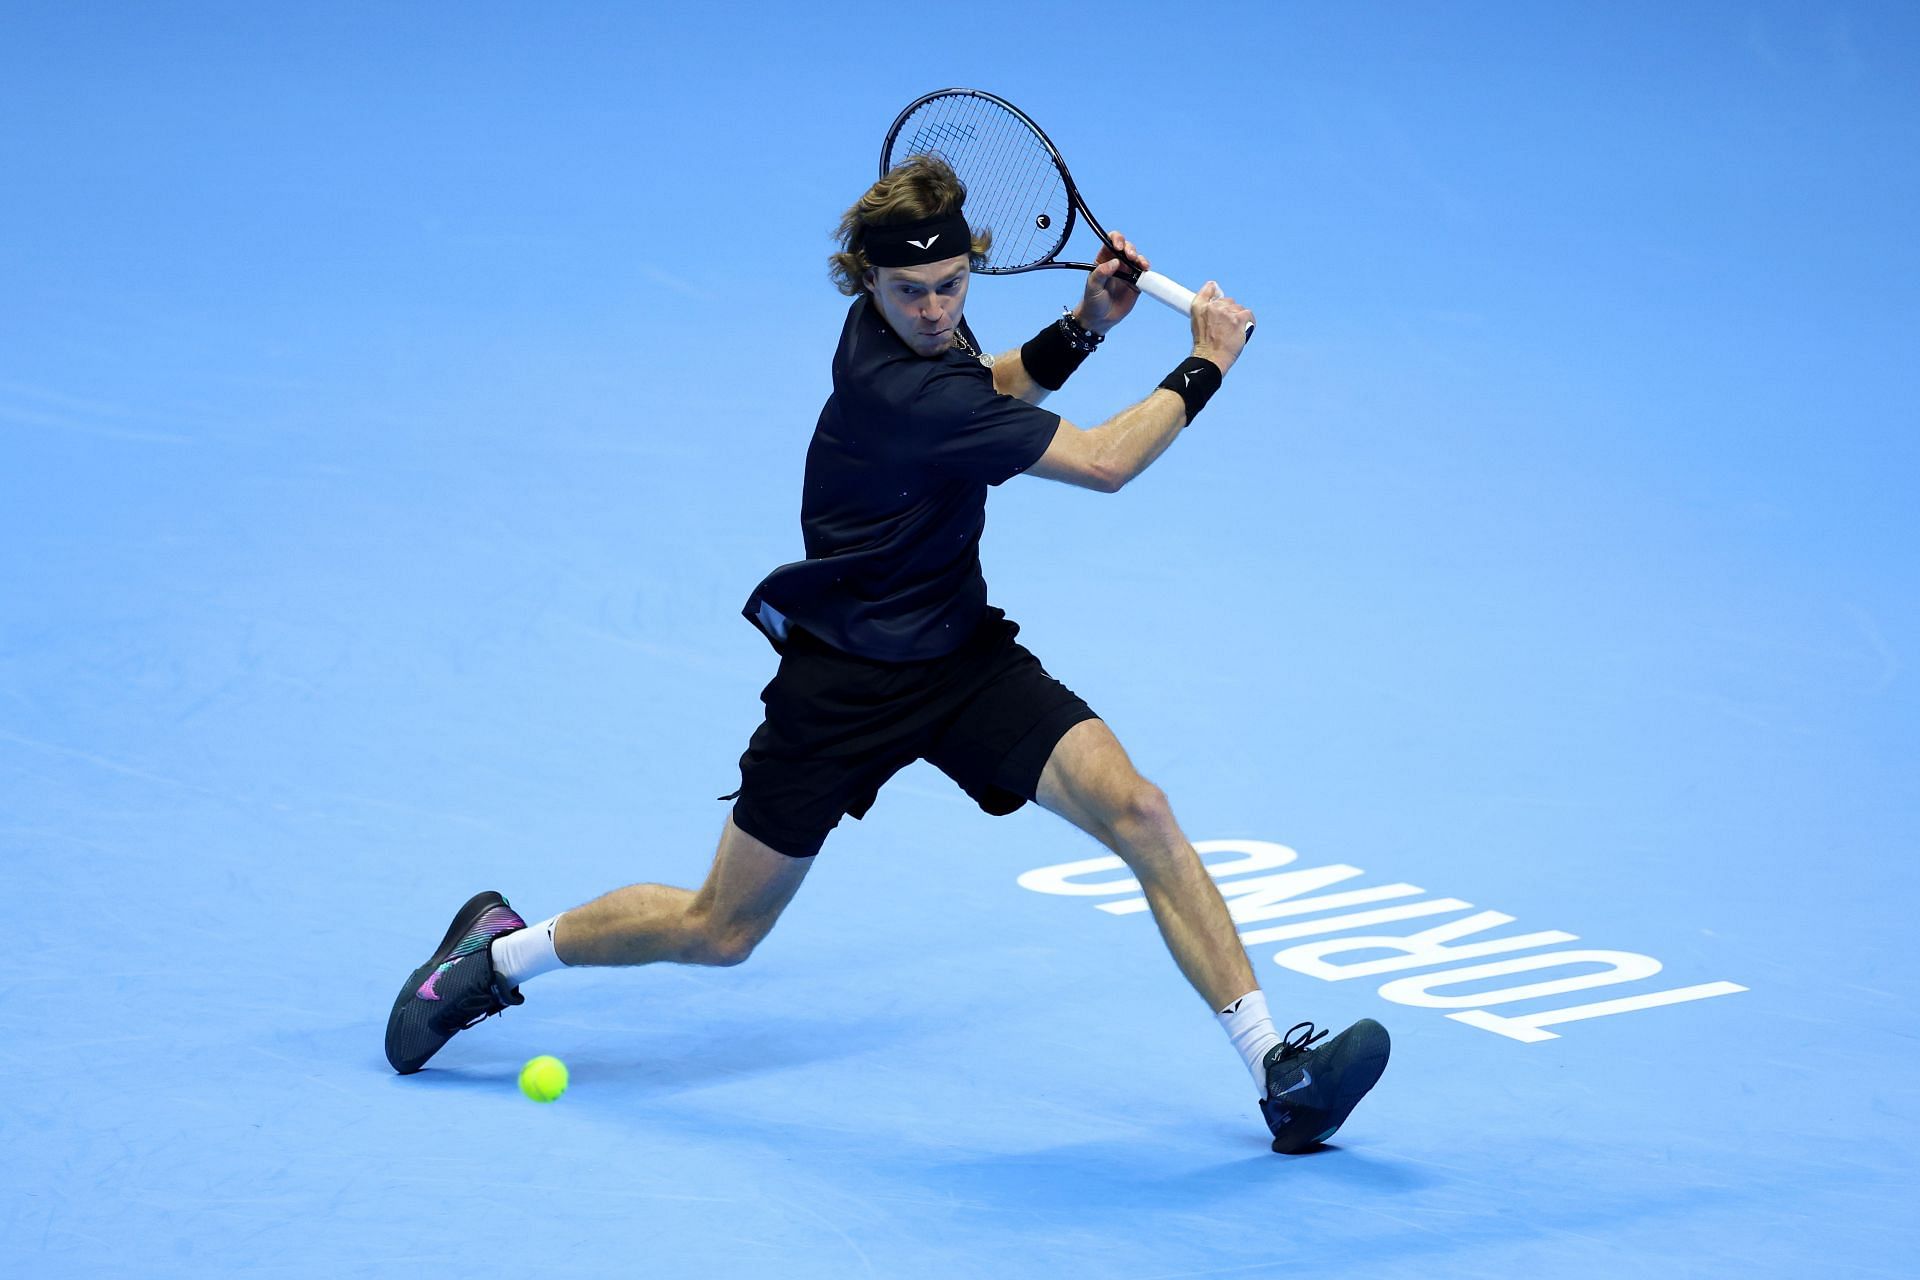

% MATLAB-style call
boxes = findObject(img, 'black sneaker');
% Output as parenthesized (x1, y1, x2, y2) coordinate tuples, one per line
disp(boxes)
(385, 891, 527, 1074)
(1259, 1018, 1391, 1154)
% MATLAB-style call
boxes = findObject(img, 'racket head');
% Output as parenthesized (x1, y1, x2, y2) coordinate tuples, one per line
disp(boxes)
(880, 88, 1083, 275)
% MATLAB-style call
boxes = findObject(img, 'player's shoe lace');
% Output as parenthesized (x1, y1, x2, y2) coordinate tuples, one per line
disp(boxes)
(446, 973, 517, 1032)
(1273, 1021, 1329, 1061)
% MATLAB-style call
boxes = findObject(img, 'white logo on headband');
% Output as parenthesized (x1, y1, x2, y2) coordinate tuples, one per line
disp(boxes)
(906, 234, 941, 250)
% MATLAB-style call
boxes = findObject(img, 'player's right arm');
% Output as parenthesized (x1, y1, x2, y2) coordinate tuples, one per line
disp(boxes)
(1023, 284, 1255, 493)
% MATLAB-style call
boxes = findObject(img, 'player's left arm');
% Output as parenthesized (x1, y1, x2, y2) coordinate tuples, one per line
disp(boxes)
(992, 233, 1150, 406)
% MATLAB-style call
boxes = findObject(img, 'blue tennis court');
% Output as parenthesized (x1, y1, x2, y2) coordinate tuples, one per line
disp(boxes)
(4, 4, 1915, 1276)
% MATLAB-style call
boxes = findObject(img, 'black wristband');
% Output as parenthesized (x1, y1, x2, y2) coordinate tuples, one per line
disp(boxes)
(1160, 356, 1223, 422)
(1020, 311, 1103, 391)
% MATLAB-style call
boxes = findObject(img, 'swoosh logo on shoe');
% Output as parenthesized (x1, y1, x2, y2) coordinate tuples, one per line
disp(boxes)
(417, 960, 456, 1001)
(1275, 1068, 1313, 1098)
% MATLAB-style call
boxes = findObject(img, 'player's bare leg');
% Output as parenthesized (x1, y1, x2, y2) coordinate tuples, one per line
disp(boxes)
(554, 817, 813, 968)
(1034, 718, 1253, 1009)
(1034, 717, 1389, 1151)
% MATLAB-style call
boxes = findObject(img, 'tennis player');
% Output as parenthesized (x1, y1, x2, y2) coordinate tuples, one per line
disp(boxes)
(385, 156, 1389, 1153)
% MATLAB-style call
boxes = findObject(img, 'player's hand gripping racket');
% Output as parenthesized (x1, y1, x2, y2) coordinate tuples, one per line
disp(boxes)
(882, 88, 1252, 337)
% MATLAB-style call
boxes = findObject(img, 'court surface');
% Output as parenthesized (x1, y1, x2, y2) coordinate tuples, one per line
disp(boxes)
(4, 4, 1916, 1276)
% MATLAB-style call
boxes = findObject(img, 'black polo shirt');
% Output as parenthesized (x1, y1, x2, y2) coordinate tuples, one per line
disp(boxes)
(743, 294, 1061, 662)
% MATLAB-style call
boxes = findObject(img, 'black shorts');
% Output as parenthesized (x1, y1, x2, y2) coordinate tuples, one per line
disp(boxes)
(727, 608, 1097, 858)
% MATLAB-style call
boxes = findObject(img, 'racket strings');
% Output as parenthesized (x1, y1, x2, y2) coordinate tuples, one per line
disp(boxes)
(888, 94, 1070, 272)
(966, 105, 1063, 267)
(965, 95, 1049, 251)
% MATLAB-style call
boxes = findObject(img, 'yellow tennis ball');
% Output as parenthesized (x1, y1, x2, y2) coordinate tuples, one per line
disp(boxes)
(518, 1055, 569, 1102)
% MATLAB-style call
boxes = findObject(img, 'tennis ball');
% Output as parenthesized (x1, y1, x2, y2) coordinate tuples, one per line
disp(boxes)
(518, 1054, 569, 1102)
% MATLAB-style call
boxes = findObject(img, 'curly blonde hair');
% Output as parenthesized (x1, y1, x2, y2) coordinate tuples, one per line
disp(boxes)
(828, 154, 992, 296)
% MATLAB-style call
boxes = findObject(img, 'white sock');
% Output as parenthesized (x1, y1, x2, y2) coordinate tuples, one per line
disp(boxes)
(1218, 989, 1284, 1096)
(490, 914, 567, 987)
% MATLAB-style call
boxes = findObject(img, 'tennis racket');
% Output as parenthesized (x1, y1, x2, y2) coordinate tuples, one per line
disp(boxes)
(881, 87, 1249, 334)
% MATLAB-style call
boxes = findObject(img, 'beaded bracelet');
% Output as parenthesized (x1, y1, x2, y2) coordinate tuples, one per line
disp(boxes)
(1057, 308, 1104, 353)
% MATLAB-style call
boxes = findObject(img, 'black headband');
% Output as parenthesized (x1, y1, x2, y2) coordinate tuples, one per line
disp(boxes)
(861, 211, 973, 268)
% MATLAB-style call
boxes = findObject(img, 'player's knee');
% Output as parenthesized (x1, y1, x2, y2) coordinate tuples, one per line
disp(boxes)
(1110, 778, 1175, 844)
(695, 932, 758, 968)
(688, 918, 765, 968)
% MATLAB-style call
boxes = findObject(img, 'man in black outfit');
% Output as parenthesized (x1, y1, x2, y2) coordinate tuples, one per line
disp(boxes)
(385, 156, 1389, 1153)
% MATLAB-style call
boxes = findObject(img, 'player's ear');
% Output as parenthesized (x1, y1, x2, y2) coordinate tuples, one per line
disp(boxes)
(862, 268, 877, 294)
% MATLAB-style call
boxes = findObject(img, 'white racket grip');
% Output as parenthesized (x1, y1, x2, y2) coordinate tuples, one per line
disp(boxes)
(1136, 268, 1255, 339)
(1135, 269, 1196, 315)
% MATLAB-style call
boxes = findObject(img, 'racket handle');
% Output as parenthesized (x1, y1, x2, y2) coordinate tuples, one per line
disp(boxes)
(1135, 269, 1195, 314)
(1135, 269, 1257, 339)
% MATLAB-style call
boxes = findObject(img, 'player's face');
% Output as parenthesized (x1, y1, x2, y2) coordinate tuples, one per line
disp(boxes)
(866, 256, 971, 357)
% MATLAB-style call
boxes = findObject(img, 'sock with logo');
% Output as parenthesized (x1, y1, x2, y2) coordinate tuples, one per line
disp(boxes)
(1218, 989, 1284, 1095)
(489, 914, 568, 987)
